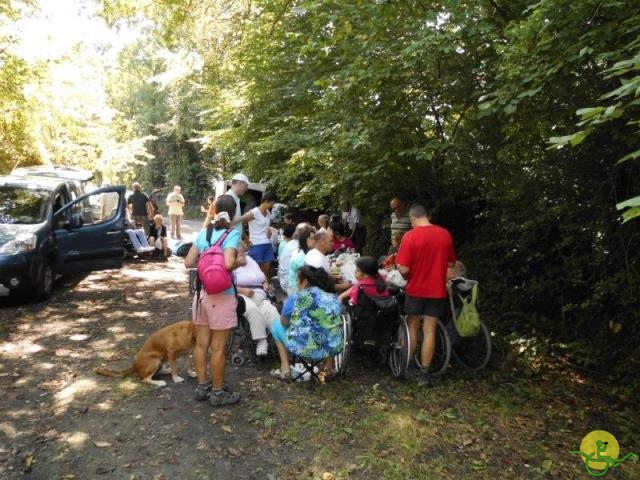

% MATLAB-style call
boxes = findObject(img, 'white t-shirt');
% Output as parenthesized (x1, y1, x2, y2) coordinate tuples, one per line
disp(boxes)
(342, 207, 361, 232)
(278, 239, 299, 287)
(305, 248, 331, 273)
(234, 254, 266, 288)
(248, 207, 271, 245)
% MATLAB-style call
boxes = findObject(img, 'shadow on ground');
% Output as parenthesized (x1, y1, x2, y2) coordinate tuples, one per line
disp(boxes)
(0, 256, 638, 479)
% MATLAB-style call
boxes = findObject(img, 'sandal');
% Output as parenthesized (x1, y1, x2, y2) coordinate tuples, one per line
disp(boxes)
(208, 387, 241, 407)
(270, 368, 292, 381)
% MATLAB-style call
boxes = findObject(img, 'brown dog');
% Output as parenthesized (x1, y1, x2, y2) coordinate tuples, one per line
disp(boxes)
(95, 320, 196, 387)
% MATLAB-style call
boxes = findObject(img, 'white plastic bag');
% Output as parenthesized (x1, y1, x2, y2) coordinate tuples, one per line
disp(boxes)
(386, 269, 407, 288)
(335, 252, 359, 283)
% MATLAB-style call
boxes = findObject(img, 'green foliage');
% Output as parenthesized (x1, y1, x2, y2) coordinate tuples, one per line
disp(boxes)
(111, 0, 640, 363)
(2, 0, 638, 362)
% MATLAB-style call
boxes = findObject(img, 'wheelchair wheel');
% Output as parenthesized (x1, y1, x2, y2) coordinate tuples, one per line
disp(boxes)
(451, 321, 491, 371)
(389, 317, 410, 378)
(335, 312, 352, 376)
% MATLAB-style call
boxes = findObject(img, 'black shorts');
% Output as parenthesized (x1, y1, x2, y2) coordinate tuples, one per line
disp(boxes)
(404, 295, 447, 318)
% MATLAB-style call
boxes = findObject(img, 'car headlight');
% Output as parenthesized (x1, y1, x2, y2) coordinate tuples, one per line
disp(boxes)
(0, 233, 37, 255)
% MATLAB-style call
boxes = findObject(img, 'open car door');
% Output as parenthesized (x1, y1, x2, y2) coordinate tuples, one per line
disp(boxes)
(53, 186, 126, 274)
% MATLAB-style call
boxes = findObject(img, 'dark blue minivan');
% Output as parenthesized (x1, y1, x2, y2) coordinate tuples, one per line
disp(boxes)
(0, 174, 126, 301)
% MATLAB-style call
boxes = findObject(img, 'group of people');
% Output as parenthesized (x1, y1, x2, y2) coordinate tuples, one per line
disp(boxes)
(184, 173, 457, 407)
(125, 182, 187, 258)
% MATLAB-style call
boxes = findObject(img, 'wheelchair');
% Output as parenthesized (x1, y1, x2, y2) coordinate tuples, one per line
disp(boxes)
(340, 288, 414, 379)
(188, 268, 278, 367)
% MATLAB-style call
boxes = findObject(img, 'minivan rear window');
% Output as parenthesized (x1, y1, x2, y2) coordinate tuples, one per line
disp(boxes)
(0, 186, 51, 224)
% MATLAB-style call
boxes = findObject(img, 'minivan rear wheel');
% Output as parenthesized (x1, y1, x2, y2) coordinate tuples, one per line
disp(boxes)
(34, 262, 54, 301)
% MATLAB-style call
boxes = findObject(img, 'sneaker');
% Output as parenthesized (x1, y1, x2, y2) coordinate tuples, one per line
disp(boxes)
(208, 387, 241, 407)
(421, 372, 435, 388)
(255, 339, 268, 356)
(194, 383, 212, 401)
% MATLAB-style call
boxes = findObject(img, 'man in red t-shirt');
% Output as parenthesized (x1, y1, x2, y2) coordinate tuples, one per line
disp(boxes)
(396, 204, 455, 385)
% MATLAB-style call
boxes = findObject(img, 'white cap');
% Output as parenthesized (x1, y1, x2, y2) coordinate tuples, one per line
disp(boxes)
(231, 173, 249, 184)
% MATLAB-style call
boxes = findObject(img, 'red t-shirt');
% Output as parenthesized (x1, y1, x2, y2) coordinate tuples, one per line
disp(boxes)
(395, 225, 455, 298)
(332, 237, 355, 252)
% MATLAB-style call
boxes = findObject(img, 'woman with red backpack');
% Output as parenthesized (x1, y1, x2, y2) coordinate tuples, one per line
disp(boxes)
(184, 194, 246, 407)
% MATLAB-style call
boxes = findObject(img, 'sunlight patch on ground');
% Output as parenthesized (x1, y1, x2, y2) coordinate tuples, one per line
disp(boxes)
(35, 362, 56, 370)
(61, 431, 89, 449)
(388, 411, 419, 434)
(53, 378, 96, 414)
(55, 348, 81, 358)
(121, 267, 188, 283)
(13, 376, 36, 387)
(68, 334, 90, 341)
(6, 408, 36, 419)
(96, 400, 114, 411)
(0, 422, 17, 439)
(0, 340, 44, 359)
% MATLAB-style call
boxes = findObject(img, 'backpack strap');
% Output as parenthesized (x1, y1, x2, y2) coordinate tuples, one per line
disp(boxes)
(205, 223, 214, 246)
(471, 283, 478, 305)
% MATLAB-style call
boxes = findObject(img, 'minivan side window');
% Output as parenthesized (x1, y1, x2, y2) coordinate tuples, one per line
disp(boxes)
(59, 190, 120, 228)
(53, 187, 71, 228)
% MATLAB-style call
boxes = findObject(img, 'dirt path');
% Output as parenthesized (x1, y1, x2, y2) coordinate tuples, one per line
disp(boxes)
(1, 248, 638, 479)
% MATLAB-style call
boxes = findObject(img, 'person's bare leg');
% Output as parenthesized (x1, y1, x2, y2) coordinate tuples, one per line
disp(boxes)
(420, 316, 438, 368)
(275, 341, 290, 374)
(210, 329, 231, 389)
(259, 262, 271, 278)
(407, 315, 422, 362)
(162, 237, 169, 256)
(194, 325, 211, 384)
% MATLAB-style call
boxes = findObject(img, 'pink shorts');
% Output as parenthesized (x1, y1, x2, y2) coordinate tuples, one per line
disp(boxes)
(192, 292, 238, 330)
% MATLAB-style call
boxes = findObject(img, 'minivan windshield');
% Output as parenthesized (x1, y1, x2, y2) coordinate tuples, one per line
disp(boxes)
(0, 186, 51, 224)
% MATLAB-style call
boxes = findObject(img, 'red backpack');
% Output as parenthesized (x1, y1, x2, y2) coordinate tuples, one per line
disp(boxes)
(197, 227, 233, 295)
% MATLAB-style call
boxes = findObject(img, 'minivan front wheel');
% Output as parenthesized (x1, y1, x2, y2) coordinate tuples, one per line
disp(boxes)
(34, 262, 54, 301)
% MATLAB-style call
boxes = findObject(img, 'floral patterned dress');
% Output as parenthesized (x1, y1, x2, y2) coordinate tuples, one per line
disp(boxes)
(285, 286, 343, 361)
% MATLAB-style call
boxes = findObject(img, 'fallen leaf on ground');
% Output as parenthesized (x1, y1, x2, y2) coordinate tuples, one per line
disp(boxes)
(93, 441, 112, 448)
(222, 425, 233, 433)
(24, 455, 35, 472)
(227, 447, 241, 457)
(322, 473, 335, 480)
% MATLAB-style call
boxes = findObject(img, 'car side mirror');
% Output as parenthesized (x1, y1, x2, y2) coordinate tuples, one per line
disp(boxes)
(65, 213, 84, 229)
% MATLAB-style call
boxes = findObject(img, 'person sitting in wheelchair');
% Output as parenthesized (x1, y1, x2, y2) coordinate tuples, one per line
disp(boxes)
(338, 256, 390, 305)
(234, 242, 281, 357)
(339, 257, 397, 363)
(269, 265, 343, 382)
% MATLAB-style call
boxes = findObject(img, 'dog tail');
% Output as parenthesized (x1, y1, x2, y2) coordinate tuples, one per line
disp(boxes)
(95, 365, 135, 378)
